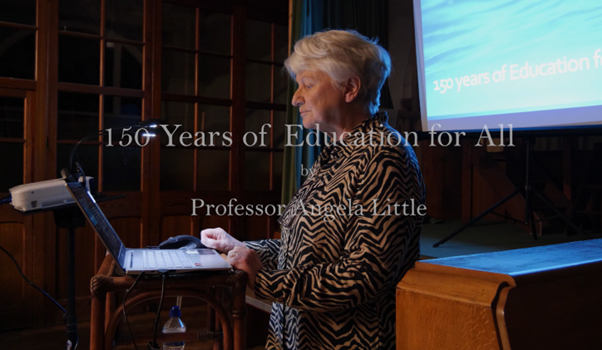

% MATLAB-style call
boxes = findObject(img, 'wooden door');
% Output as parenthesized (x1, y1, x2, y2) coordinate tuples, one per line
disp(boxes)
(0, 88, 36, 330)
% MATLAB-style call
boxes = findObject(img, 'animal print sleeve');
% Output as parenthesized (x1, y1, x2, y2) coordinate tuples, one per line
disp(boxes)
(253, 148, 422, 312)
(245, 239, 282, 270)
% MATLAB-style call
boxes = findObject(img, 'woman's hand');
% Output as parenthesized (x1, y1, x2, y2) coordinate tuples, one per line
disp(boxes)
(200, 227, 245, 253)
(227, 247, 263, 290)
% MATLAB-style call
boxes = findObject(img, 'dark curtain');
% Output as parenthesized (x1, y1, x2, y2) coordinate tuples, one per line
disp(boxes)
(282, 0, 392, 204)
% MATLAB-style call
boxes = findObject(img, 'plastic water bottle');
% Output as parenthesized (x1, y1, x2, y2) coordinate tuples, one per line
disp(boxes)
(162, 306, 186, 350)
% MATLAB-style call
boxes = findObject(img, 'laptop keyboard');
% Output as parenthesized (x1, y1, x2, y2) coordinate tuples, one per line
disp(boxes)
(143, 250, 193, 269)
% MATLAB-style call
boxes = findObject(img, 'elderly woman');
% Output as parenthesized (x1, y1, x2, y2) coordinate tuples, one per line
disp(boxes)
(201, 30, 425, 350)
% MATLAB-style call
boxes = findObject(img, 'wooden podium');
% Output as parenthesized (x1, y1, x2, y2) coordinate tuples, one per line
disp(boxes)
(90, 254, 247, 350)
(396, 239, 602, 350)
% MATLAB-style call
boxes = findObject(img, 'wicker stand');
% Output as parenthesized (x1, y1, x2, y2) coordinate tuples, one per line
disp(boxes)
(90, 254, 247, 350)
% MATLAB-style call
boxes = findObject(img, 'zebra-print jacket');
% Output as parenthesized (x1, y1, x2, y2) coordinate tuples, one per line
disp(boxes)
(247, 112, 426, 349)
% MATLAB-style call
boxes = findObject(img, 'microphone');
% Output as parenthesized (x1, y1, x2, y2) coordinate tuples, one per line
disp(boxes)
(68, 119, 161, 174)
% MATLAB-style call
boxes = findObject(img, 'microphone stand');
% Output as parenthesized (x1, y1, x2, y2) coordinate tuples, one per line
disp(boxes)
(53, 204, 85, 349)
(11, 119, 158, 349)
(16, 191, 124, 349)
(58, 121, 157, 348)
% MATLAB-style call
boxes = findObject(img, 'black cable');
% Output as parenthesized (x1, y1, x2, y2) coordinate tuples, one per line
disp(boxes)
(68, 126, 132, 173)
(0, 244, 67, 314)
(151, 273, 167, 348)
(0, 194, 11, 204)
(123, 272, 146, 350)
(68, 122, 159, 174)
(2, 242, 79, 349)
(68, 130, 107, 173)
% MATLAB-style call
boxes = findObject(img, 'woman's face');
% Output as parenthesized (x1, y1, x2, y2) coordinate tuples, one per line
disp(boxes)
(291, 70, 346, 133)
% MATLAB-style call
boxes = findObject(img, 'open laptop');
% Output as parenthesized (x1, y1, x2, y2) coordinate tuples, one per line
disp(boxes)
(65, 181, 232, 275)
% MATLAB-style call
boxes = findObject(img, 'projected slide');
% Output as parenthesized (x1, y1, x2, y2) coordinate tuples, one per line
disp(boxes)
(415, 0, 602, 131)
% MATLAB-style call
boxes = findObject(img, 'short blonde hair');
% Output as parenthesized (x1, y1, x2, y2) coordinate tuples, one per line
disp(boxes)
(284, 30, 391, 114)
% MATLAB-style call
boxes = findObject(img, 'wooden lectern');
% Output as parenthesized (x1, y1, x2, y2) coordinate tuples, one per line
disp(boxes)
(396, 239, 602, 350)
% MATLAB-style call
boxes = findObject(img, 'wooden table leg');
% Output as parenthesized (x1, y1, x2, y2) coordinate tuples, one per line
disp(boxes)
(90, 280, 107, 350)
(232, 286, 247, 350)
(214, 287, 225, 350)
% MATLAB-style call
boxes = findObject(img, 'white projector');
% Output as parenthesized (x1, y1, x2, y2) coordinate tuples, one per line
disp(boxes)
(9, 177, 93, 213)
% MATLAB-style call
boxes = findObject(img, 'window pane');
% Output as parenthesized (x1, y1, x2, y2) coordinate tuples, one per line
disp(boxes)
(245, 151, 270, 190)
(274, 68, 288, 105)
(161, 101, 194, 146)
(0, 27, 35, 80)
(162, 49, 195, 95)
(199, 55, 230, 99)
(103, 146, 141, 192)
(274, 24, 288, 63)
(59, 0, 100, 35)
(105, 0, 143, 42)
(104, 96, 141, 129)
(274, 151, 283, 191)
(105, 43, 143, 89)
(162, 2, 195, 49)
(58, 92, 99, 140)
(273, 111, 285, 149)
(0, 96, 24, 139)
(59, 35, 100, 85)
(159, 103, 231, 148)
(57, 144, 98, 179)
(199, 11, 231, 54)
(246, 62, 271, 103)
(197, 149, 229, 191)
(245, 109, 271, 148)
(160, 148, 193, 191)
(0, 142, 23, 190)
(0, 0, 36, 26)
(247, 20, 271, 61)
(199, 105, 231, 137)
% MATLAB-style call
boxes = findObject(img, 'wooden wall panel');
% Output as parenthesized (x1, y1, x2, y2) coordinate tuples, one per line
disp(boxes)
(200, 215, 232, 234)
(161, 216, 194, 242)
(0, 89, 34, 329)
(471, 153, 502, 221)
(53, 224, 97, 322)
(160, 215, 232, 242)
(50, 216, 140, 323)
(0, 221, 33, 330)
(55, 226, 96, 299)
(245, 215, 270, 241)
(415, 140, 462, 220)
(111, 217, 142, 249)
(99, 192, 142, 219)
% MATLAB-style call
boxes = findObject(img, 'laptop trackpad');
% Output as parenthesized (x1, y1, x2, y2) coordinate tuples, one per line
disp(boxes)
(194, 249, 215, 255)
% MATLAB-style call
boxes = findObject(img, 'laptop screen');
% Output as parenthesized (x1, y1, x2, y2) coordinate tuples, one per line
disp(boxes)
(66, 182, 125, 265)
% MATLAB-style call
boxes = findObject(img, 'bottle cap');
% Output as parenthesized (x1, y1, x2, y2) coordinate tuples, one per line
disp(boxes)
(169, 306, 181, 318)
